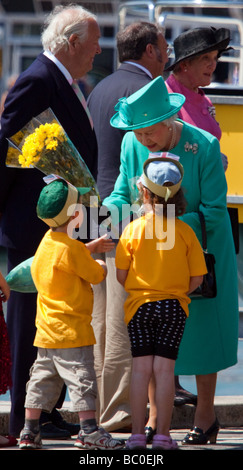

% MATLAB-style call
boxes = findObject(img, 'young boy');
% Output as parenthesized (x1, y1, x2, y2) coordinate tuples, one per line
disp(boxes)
(19, 178, 124, 450)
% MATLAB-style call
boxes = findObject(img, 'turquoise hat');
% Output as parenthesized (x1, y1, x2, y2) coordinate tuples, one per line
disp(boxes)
(110, 76, 185, 131)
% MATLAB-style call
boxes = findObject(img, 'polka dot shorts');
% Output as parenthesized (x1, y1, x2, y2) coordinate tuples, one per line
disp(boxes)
(127, 299, 187, 360)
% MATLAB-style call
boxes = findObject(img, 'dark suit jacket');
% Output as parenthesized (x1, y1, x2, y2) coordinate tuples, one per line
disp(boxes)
(87, 63, 152, 201)
(0, 53, 98, 252)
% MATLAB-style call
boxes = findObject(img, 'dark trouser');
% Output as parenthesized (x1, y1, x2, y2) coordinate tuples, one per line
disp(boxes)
(6, 248, 65, 436)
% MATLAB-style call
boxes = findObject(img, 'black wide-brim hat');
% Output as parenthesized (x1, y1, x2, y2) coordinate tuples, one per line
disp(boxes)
(165, 27, 231, 71)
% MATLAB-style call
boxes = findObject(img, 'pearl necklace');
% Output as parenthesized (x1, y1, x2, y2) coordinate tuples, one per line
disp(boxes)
(168, 122, 177, 150)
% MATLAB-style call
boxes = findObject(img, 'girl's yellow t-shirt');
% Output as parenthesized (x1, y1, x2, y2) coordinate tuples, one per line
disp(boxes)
(31, 229, 105, 348)
(115, 213, 207, 324)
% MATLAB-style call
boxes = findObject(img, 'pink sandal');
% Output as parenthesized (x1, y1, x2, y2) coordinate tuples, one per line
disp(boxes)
(152, 434, 178, 450)
(126, 434, 146, 449)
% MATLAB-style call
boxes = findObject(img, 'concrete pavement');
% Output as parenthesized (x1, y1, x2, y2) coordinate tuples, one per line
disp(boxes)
(1, 397, 243, 453)
(0, 427, 242, 469)
(1, 427, 242, 451)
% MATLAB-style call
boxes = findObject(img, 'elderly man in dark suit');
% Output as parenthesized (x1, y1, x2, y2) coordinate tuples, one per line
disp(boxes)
(0, 4, 101, 439)
(87, 22, 169, 433)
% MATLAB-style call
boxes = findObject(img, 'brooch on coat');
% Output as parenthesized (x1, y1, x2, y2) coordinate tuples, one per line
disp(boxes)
(208, 106, 216, 117)
(184, 142, 199, 154)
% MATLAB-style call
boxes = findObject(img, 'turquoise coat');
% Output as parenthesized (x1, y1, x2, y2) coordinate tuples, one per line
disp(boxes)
(104, 121, 238, 375)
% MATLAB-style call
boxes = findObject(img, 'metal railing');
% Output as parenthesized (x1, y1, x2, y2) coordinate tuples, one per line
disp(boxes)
(118, 0, 243, 86)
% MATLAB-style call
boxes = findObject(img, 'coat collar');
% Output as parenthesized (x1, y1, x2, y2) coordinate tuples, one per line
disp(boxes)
(37, 53, 94, 135)
(118, 62, 153, 78)
(35, 53, 97, 168)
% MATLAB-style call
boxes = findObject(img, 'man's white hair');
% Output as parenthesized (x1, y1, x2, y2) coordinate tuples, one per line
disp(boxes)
(41, 3, 97, 54)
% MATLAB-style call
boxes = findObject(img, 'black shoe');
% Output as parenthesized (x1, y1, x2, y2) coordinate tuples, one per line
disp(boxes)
(40, 422, 71, 439)
(174, 390, 197, 407)
(182, 418, 220, 445)
(145, 426, 156, 444)
(49, 408, 80, 436)
(54, 419, 80, 436)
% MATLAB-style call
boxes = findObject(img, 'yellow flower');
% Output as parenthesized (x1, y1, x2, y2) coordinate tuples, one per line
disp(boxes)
(7, 107, 101, 208)
(18, 122, 67, 167)
(46, 140, 58, 150)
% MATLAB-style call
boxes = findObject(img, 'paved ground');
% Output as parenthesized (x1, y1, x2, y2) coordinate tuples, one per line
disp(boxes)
(1, 427, 243, 458)
(0, 395, 243, 458)
(1, 427, 242, 450)
(1, 410, 242, 468)
(1, 428, 242, 468)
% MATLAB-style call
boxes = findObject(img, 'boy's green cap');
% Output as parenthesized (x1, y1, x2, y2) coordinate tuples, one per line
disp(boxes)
(110, 76, 185, 130)
(37, 179, 90, 227)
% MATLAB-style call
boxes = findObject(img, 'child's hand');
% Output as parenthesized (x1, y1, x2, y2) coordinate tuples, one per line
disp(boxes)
(96, 259, 107, 277)
(86, 234, 116, 254)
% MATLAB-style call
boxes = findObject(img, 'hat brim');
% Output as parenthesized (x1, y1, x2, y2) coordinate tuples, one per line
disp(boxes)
(77, 187, 91, 196)
(38, 185, 91, 227)
(165, 39, 231, 71)
(110, 93, 185, 131)
(142, 156, 184, 200)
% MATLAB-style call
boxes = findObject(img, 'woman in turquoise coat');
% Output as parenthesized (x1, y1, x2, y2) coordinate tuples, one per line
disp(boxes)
(103, 76, 238, 444)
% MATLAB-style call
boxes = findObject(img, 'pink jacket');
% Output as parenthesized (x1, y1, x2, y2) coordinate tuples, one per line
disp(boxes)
(166, 74, 221, 141)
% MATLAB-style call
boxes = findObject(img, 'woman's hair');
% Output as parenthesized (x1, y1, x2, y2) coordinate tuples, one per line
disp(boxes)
(41, 4, 97, 54)
(162, 115, 178, 127)
(117, 22, 164, 62)
(143, 184, 187, 217)
(173, 59, 192, 74)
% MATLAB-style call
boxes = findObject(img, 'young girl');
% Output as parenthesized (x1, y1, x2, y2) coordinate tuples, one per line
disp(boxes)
(115, 156, 207, 450)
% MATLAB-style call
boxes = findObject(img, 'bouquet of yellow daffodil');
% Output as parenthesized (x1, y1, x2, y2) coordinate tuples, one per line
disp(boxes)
(6, 108, 100, 207)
